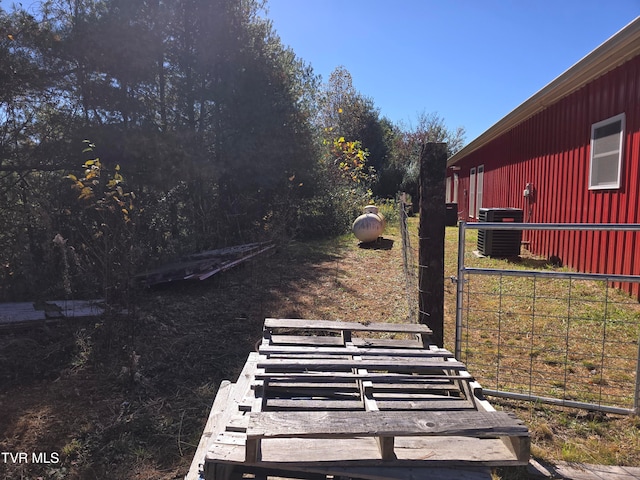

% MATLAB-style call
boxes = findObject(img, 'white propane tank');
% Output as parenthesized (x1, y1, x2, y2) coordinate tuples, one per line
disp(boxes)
(352, 205, 386, 243)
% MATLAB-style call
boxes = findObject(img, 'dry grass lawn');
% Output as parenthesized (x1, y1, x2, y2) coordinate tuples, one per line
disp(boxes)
(1, 211, 639, 479)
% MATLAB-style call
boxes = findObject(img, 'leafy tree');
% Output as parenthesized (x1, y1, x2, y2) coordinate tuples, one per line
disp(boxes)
(393, 111, 466, 201)
(64, 141, 137, 303)
(329, 136, 371, 184)
(0, 0, 467, 301)
(317, 66, 398, 198)
(0, 0, 323, 300)
(0, 6, 79, 300)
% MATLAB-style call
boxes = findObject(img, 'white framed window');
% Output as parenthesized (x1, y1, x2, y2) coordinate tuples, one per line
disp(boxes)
(469, 167, 476, 219)
(453, 173, 459, 204)
(589, 113, 625, 190)
(476, 165, 484, 219)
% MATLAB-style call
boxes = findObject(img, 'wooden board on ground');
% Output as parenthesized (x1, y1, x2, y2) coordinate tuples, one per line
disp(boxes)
(0, 299, 106, 329)
(136, 242, 274, 287)
(188, 318, 530, 480)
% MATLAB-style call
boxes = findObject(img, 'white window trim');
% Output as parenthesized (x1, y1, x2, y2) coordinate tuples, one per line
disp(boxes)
(469, 167, 476, 219)
(589, 113, 625, 190)
(453, 173, 459, 204)
(476, 165, 484, 219)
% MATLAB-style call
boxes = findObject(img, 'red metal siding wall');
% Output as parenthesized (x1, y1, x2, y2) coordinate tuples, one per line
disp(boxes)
(450, 55, 640, 297)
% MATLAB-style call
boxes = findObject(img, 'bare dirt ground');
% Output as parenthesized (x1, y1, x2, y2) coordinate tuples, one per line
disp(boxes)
(1, 223, 639, 479)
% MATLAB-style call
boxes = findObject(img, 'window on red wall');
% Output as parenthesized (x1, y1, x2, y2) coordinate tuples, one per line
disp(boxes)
(453, 173, 459, 204)
(589, 113, 625, 190)
(476, 165, 484, 218)
(469, 167, 476, 218)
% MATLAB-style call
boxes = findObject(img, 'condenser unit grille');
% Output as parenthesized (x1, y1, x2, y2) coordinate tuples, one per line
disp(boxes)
(477, 208, 523, 257)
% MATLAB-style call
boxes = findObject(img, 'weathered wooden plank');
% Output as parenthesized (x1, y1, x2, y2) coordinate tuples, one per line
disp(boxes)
(50, 300, 105, 317)
(0, 299, 105, 325)
(204, 353, 259, 468)
(221, 465, 331, 480)
(266, 354, 357, 361)
(374, 399, 475, 410)
(352, 337, 430, 348)
(264, 398, 475, 412)
(259, 344, 454, 358)
(268, 334, 429, 349)
(185, 380, 232, 480)
(454, 369, 478, 410)
(258, 357, 466, 372)
(373, 391, 464, 400)
(265, 387, 360, 399)
(265, 381, 460, 394)
(208, 435, 526, 467)
(264, 389, 360, 402)
(247, 410, 528, 440)
(265, 398, 364, 410)
(288, 465, 493, 480)
(268, 334, 345, 346)
(225, 414, 250, 433)
(354, 353, 394, 461)
(372, 382, 462, 393)
(264, 318, 433, 335)
(200, 365, 259, 480)
(255, 371, 474, 383)
(138, 242, 274, 286)
(215, 430, 247, 446)
(361, 377, 379, 412)
(471, 385, 530, 464)
(184, 242, 269, 260)
(244, 360, 267, 465)
(197, 244, 275, 280)
(262, 380, 358, 389)
(378, 436, 396, 461)
(502, 432, 531, 464)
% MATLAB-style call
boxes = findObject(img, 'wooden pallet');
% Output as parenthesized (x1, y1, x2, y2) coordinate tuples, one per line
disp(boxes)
(187, 319, 530, 480)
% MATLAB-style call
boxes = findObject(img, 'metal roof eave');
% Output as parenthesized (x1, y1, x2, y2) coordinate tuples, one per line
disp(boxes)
(447, 16, 640, 167)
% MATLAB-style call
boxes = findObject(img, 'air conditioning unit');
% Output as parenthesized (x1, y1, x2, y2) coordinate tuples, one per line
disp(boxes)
(445, 203, 458, 226)
(477, 208, 523, 257)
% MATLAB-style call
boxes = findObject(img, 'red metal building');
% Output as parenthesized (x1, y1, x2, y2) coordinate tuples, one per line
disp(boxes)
(447, 16, 640, 297)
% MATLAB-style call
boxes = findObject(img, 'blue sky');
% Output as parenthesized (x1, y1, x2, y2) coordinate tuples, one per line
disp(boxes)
(2, 0, 638, 143)
(262, 1, 639, 142)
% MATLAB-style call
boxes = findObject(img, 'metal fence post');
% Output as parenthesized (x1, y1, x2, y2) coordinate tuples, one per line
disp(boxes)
(455, 221, 466, 360)
(635, 335, 640, 415)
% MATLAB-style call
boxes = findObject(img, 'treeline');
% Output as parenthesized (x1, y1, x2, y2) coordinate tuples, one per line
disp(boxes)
(0, 0, 464, 302)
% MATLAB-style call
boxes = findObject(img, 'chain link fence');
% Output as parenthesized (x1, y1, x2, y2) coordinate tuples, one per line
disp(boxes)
(399, 197, 418, 324)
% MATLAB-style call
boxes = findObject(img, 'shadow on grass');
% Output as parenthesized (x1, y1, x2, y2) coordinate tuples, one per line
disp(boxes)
(470, 253, 558, 270)
(0, 236, 359, 479)
(358, 237, 394, 250)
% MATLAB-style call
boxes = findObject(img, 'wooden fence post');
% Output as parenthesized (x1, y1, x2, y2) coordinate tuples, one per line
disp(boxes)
(418, 142, 447, 347)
